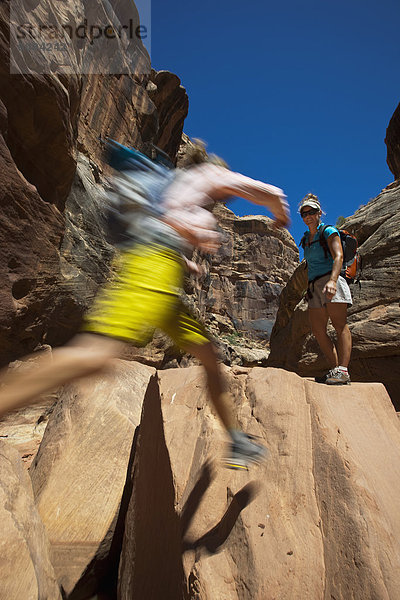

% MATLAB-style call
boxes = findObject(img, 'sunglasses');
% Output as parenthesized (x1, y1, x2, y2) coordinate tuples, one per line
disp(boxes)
(301, 208, 319, 218)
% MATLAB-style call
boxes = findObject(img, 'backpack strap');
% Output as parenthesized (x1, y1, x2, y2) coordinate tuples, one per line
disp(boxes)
(318, 225, 330, 258)
(299, 233, 307, 249)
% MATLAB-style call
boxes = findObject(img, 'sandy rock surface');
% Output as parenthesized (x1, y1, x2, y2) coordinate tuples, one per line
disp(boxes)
(0, 399, 55, 467)
(118, 365, 400, 599)
(0, 441, 61, 600)
(29, 360, 154, 598)
(1, 361, 400, 599)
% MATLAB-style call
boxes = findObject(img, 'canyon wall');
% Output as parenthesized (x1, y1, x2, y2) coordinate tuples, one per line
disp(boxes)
(0, 0, 188, 364)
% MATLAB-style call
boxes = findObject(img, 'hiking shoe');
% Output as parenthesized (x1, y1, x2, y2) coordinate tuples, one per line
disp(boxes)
(314, 370, 334, 384)
(325, 367, 351, 385)
(225, 431, 268, 471)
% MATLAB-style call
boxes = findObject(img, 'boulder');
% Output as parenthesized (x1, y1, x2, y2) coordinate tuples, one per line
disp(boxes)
(0, 398, 56, 468)
(306, 378, 400, 600)
(0, 441, 61, 600)
(29, 360, 154, 598)
(118, 366, 400, 599)
(0, 345, 57, 468)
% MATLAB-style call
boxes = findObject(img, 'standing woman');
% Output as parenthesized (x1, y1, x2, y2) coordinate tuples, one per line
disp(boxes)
(299, 194, 352, 384)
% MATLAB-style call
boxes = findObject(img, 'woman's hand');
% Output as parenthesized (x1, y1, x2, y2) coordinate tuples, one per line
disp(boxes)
(182, 256, 207, 278)
(323, 279, 337, 300)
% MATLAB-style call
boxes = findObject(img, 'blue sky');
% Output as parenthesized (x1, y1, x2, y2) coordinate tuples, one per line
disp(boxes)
(150, 0, 400, 248)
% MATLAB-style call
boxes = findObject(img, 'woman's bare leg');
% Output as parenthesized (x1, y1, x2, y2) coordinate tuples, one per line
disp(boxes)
(326, 303, 352, 367)
(308, 307, 338, 368)
(0, 333, 124, 418)
(183, 341, 236, 431)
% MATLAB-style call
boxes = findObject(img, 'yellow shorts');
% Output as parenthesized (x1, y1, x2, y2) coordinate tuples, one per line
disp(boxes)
(83, 244, 209, 349)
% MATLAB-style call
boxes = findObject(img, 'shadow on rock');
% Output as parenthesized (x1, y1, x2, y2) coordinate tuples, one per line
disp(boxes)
(182, 481, 260, 555)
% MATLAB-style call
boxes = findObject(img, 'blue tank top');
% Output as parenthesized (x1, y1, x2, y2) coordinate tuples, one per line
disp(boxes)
(303, 223, 339, 281)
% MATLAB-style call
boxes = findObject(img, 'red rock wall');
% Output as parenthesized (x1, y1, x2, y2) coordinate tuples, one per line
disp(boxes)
(0, 0, 188, 364)
(189, 204, 299, 341)
(385, 102, 400, 180)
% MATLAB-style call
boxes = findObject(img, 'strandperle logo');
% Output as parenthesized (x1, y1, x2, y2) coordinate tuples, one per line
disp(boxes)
(10, 0, 151, 75)
(15, 19, 148, 45)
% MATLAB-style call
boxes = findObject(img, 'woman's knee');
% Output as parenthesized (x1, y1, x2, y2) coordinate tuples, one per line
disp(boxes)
(308, 309, 328, 334)
(311, 325, 330, 341)
(327, 304, 348, 330)
(185, 341, 218, 371)
(309, 317, 329, 338)
(329, 316, 348, 335)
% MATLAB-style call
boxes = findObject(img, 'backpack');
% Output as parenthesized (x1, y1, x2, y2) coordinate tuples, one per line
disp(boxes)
(300, 225, 360, 284)
(103, 139, 175, 247)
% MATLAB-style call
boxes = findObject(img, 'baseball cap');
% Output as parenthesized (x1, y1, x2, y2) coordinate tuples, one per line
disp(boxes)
(299, 193, 321, 213)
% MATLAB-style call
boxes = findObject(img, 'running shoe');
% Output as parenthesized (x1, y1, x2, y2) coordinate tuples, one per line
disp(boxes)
(225, 431, 268, 470)
(314, 369, 335, 384)
(325, 367, 351, 385)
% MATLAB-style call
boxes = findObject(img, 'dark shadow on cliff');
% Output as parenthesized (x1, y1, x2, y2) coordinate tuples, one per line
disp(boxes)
(181, 481, 260, 555)
(117, 374, 187, 599)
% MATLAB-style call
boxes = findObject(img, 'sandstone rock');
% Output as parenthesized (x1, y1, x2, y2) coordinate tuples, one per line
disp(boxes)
(29, 360, 154, 598)
(0, 1, 190, 365)
(147, 70, 189, 161)
(119, 330, 187, 369)
(176, 133, 207, 167)
(166, 366, 325, 600)
(118, 373, 187, 599)
(78, 73, 155, 168)
(269, 184, 400, 409)
(188, 204, 299, 342)
(0, 441, 61, 600)
(0, 347, 56, 468)
(3, 361, 400, 599)
(53, 153, 115, 344)
(0, 141, 113, 361)
(118, 366, 400, 599)
(385, 102, 400, 180)
(0, 97, 65, 364)
(228, 344, 270, 366)
(1, 1, 80, 209)
(0, 400, 56, 468)
(306, 378, 400, 600)
(0, 1, 78, 361)
(267, 262, 312, 372)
